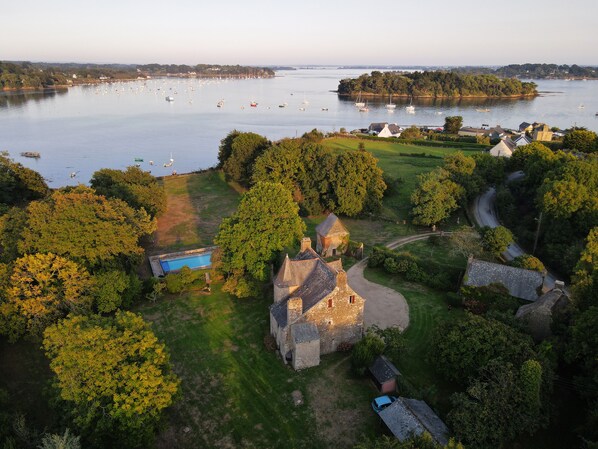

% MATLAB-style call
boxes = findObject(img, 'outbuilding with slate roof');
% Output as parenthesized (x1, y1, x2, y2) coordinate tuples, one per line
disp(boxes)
(315, 213, 349, 257)
(378, 397, 449, 446)
(369, 355, 400, 393)
(270, 237, 365, 369)
(516, 281, 569, 341)
(463, 256, 544, 301)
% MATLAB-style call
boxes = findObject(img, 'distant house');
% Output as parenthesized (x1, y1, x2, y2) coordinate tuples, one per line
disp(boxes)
(489, 138, 516, 157)
(519, 122, 533, 133)
(532, 123, 553, 141)
(315, 213, 349, 258)
(516, 281, 569, 341)
(463, 257, 544, 301)
(368, 122, 402, 138)
(458, 125, 508, 140)
(270, 237, 365, 370)
(513, 134, 532, 147)
(378, 397, 449, 446)
(369, 355, 400, 394)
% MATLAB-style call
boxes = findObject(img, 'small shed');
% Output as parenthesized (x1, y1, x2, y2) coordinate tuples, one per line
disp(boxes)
(378, 397, 449, 446)
(315, 213, 349, 257)
(369, 355, 400, 394)
(515, 282, 569, 341)
(290, 323, 320, 370)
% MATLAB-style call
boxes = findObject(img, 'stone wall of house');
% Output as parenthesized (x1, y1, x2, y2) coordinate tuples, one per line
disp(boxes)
(292, 339, 320, 370)
(303, 273, 365, 354)
(317, 234, 349, 258)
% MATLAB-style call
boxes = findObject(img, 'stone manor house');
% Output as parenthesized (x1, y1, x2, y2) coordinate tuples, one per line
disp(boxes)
(269, 236, 365, 370)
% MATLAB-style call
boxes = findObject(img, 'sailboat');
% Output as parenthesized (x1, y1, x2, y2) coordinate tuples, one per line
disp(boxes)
(355, 91, 365, 108)
(163, 153, 174, 167)
(359, 101, 369, 112)
(385, 94, 396, 110)
(405, 96, 415, 114)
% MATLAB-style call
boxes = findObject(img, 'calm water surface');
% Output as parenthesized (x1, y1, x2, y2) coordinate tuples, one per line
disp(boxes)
(1, 68, 597, 186)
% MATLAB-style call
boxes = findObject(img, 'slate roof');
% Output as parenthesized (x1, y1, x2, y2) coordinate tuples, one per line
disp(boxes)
(388, 124, 402, 134)
(519, 121, 532, 132)
(370, 355, 400, 384)
(291, 323, 320, 344)
(368, 122, 388, 133)
(378, 397, 449, 446)
(516, 287, 569, 340)
(315, 213, 349, 237)
(513, 134, 532, 146)
(271, 248, 340, 328)
(464, 258, 544, 301)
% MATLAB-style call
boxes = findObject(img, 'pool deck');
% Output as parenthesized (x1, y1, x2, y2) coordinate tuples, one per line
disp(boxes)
(148, 246, 217, 277)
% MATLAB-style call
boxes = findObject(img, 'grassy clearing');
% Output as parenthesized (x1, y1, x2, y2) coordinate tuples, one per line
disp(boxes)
(322, 136, 482, 222)
(137, 282, 379, 449)
(152, 171, 240, 253)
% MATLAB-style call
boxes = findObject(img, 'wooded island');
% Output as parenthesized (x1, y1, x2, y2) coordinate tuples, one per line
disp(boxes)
(337, 71, 538, 98)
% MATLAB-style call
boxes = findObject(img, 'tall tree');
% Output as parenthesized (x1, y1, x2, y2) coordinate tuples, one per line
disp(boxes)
(43, 312, 179, 448)
(0, 253, 93, 341)
(481, 226, 514, 256)
(563, 129, 597, 153)
(444, 116, 463, 134)
(18, 188, 155, 269)
(411, 169, 463, 226)
(214, 182, 305, 298)
(90, 166, 166, 218)
(0, 155, 49, 206)
(222, 132, 270, 186)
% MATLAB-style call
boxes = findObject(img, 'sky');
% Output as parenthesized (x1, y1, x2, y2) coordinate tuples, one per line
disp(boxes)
(1, 0, 597, 66)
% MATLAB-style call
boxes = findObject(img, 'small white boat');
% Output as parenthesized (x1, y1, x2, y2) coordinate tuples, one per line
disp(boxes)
(354, 91, 365, 108)
(321, 107, 328, 111)
(359, 103, 369, 112)
(165, 96, 174, 102)
(578, 104, 585, 109)
(476, 108, 490, 113)
(299, 107, 306, 111)
(405, 105, 415, 114)
(385, 94, 396, 110)
(163, 153, 174, 167)
(217, 99, 224, 108)
(279, 102, 288, 108)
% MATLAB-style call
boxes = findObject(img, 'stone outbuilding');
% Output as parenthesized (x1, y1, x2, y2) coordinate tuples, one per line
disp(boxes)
(270, 237, 365, 370)
(315, 213, 349, 257)
(378, 397, 449, 446)
(516, 281, 569, 341)
(369, 355, 400, 394)
(463, 257, 544, 302)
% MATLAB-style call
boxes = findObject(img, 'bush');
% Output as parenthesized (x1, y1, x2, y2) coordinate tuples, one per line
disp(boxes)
(263, 334, 277, 352)
(351, 332, 385, 376)
(164, 266, 203, 294)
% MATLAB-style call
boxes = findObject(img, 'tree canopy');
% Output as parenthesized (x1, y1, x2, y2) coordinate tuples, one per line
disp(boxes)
(444, 116, 463, 134)
(0, 253, 93, 341)
(221, 132, 270, 186)
(563, 129, 597, 153)
(410, 169, 462, 226)
(18, 188, 155, 269)
(43, 312, 179, 448)
(214, 182, 305, 298)
(0, 155, 49, 206)
(90, 166, 166, 218)
(481, 226, 514, 256)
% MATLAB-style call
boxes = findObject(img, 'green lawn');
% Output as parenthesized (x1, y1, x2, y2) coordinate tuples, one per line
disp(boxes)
(137, 283, 380, 449)
(153, 171, 240, 252)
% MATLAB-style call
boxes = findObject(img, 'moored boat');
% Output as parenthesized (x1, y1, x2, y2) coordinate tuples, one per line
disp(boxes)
(165, 96, 174, 102)
(20, 152, 41, 158)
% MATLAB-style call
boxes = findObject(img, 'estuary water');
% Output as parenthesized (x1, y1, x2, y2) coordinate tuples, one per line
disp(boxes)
(1, 67, 597, 187)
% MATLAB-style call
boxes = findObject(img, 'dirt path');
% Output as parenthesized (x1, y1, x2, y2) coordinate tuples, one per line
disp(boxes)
(347, 232, 442, 331)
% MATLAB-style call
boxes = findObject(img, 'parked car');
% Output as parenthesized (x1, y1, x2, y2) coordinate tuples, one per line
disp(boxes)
(371, 395, 398, 413)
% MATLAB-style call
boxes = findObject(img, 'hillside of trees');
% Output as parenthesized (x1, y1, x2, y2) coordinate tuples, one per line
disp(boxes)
(337, 71, 538, 98)
(0, 61, 274, 90)
(453, 64, 598, 79)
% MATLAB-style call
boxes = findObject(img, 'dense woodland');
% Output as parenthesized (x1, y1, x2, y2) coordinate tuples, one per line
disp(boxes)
(337, 71, 538, 98)
(0, 61, 274, 90)
(453, 63, 598, 79)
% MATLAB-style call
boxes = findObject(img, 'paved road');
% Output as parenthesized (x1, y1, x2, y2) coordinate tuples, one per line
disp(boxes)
(471, 171, 557, 289)
(347, 233, 442, 331)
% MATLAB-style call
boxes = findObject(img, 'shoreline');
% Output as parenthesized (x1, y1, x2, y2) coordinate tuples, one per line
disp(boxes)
(336, 92, 538, 99)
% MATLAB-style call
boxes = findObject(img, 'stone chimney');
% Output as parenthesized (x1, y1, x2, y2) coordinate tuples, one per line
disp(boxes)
(287, 297, 303, 325)
(554, 280, 565, 290)
(336, 270, 347, 288)
(300, 237, 312, 252)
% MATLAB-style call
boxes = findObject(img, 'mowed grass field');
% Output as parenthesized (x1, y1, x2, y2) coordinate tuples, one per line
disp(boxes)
(137, 284, 380, 449)
(363, 237, 468, 414)
(152, 170, 241, 252)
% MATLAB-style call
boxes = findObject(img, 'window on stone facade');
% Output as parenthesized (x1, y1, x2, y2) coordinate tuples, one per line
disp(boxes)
(349, 295, 355, 304)
(328, 298, 333, 308)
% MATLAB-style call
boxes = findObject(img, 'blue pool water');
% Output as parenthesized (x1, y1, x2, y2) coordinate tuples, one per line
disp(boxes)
(160, 252, 212, 273)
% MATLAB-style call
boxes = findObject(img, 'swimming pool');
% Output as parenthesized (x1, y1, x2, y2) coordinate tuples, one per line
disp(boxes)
(159, 252, 212, 273)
